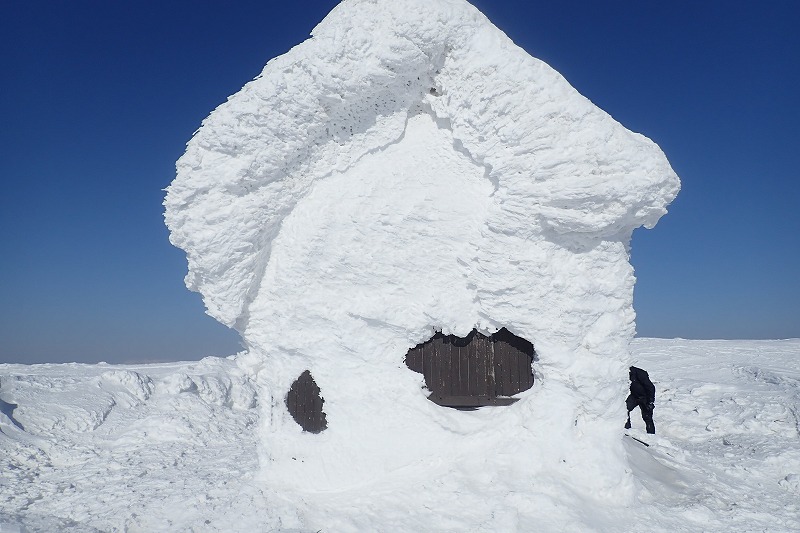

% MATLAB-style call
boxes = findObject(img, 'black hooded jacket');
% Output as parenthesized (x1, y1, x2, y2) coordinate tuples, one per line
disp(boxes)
(629, 366, 655, 404)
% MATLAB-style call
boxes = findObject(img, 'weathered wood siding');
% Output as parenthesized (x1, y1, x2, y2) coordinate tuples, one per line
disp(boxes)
(286, 370, 327, 433)
(405, 328, 534, 407)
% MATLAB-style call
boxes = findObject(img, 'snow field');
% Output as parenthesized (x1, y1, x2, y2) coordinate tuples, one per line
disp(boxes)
(2, 339, 799, 531)
(624, 339, 800, 531)
(0, 358, 267, 532)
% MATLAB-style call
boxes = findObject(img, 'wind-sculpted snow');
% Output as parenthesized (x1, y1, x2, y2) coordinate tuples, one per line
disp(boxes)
(164, 0, 680, 516)
(164, 0, 679, 331)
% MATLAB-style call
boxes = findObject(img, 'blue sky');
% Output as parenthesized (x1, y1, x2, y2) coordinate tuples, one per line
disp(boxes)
(1, 1, 798, 364)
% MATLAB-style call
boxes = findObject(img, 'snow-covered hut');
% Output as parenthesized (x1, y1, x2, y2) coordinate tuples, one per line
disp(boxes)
(165, 0, 679, 500)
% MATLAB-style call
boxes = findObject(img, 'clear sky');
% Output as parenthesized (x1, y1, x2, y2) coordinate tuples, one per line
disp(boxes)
(1, 1, 798, 364)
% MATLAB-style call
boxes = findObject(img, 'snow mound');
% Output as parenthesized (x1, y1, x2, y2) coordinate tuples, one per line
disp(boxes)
(780, 473, 800, 493)
(161, 368, 257, 410)
(164, 0, 680, 518)
(100, 370, 154, 404)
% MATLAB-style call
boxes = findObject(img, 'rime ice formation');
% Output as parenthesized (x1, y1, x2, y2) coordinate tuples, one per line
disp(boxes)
(164, 0, 679, 513)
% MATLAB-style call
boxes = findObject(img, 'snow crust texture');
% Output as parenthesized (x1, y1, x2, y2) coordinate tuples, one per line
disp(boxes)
(163, 0, 680, 515)
(2, 340, 799, 532)
(0, 357, 261, 532)
(164, 0, 678, 334)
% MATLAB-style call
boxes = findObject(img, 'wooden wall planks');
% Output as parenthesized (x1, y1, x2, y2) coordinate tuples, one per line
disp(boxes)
(286, 370, 328, 433)
(406, 328, 534, 408)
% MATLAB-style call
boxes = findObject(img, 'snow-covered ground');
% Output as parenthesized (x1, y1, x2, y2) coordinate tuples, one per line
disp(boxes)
(2, 338, 798, 532)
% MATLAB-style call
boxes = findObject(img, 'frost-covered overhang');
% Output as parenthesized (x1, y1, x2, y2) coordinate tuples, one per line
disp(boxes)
(164, 0, 680, 331)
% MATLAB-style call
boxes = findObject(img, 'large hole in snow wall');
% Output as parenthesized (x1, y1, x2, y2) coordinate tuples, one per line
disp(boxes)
(405, 328, 534, 409)
(286, 370, 328, 433)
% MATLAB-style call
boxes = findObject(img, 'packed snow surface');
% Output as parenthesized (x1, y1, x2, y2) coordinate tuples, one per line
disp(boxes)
(163, 0, 680, 509)
(2, 340, 799, 532)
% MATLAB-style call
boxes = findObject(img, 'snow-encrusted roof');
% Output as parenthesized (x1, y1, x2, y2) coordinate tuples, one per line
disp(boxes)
(164, 0, 679, 330)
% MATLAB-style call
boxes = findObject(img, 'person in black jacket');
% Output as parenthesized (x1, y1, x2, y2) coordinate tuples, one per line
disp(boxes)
(625, 366, 656, 434)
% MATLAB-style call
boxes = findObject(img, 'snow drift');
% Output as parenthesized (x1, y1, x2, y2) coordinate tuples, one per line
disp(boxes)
(164, 0, 680, 517)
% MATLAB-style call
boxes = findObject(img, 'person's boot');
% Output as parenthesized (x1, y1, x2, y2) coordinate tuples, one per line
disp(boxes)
(624, 417, 631, 430)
